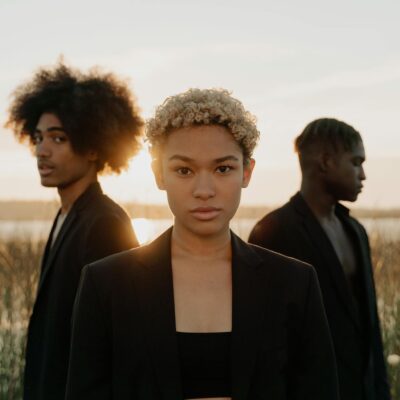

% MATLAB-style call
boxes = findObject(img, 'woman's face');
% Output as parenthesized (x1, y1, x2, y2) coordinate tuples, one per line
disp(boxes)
(153, 125, 254, 239)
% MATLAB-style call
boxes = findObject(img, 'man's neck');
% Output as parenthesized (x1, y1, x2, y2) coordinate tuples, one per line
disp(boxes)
(58, 176, 98, 214)
(300, 181, 337, 222)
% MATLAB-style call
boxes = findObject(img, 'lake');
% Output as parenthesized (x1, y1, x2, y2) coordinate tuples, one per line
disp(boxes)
(0, 217, 399, 245)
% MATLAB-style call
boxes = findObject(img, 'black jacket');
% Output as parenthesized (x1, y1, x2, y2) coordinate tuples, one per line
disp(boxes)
(66, 227, 339, 400)
(249, 192, 391, 400)
(23, 182, 138, 400)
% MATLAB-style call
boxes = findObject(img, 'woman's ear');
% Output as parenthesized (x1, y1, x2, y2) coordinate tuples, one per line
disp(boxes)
(151, 159, 165, 190)
(242, 158, 255, 188)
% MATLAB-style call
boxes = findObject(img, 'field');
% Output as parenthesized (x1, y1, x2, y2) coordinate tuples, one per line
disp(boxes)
(0, 230, 399, 399)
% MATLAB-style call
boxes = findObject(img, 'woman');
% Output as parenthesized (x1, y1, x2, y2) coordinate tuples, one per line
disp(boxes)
(66, 89, 339, 399)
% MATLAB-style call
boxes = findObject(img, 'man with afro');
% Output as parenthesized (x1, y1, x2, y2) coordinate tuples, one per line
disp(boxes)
(5, 62, 143, 400)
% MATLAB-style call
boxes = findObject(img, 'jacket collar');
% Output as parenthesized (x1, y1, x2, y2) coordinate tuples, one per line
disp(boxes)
(290, 191, 362, 331)
(70, 181, 103, 212)
(38, 182, 103, 295)
(290, 191, 350, 218)
(131, 227, 267, 399)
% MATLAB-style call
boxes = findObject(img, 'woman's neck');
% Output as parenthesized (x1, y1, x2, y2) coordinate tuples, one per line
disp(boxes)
(171, 224, 231, 261)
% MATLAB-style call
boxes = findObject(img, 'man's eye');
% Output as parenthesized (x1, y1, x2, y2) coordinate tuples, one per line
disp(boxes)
(177, 167, 192, 175)
(32, 135, 42, 144)
(54, 136, 67, 144)
(216, 165, 232, 174)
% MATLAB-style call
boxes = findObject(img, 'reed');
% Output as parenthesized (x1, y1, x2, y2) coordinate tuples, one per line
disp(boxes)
(370, 232, 400, 398)
(0, 239, 42, 399)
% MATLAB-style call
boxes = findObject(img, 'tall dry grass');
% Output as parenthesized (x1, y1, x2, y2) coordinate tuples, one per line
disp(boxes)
(0, 232, 399, 399)
(0, 239, 42, 400)
(370, 232, 400, 398)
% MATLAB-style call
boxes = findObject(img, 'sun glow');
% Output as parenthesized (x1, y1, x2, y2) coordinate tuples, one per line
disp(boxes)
(131, 217, 172, 245)
(99, 147, 166, 204)
(131, 218, 153, 245)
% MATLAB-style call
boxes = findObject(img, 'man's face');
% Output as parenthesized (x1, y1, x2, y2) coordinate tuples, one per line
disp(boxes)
(153, 125, 254, 238)
(33, 113, 97, 189)
(325, 140, 366, 202)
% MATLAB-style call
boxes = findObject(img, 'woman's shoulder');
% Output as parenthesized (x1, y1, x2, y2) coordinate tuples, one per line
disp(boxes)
(85, 228, 171, 279)
(85, 243, 150, 275)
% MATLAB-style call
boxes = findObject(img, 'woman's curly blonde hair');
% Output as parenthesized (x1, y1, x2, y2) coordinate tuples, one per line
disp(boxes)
(146, 88, 260, 162)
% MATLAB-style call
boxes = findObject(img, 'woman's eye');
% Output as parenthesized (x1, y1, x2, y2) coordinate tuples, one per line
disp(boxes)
(177, 167, 192, 175)
(217, 165, 232, 174)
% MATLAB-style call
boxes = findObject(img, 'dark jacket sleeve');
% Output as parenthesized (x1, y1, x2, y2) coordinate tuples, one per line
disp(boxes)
(83, 213, 138, 265)
(65, 265, 111, 400)
(289, 267, 339, 400)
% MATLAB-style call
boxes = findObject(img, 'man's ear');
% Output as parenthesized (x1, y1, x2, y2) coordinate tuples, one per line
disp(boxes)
(87, 150, 98, 162)
(318, 152, 334, 174)
(242, 158, 255, 188)
(151, 159, 165, 190)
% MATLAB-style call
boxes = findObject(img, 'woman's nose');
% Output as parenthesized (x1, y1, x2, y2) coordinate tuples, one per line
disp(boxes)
(192, 173, 216, 199)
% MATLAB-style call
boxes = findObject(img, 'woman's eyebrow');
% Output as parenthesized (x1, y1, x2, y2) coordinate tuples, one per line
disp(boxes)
(214, 155, 240, 163)
(168, 155, 240, 163)
(168, 155, 193, 162)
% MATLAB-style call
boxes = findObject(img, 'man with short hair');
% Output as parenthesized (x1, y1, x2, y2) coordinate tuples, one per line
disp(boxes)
(249, 118, 391, 400)
(5, 63, 143, 400)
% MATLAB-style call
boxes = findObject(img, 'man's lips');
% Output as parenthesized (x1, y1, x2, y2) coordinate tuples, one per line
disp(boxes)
(37, 162, 55, 177)
(190, 207, 222, 221)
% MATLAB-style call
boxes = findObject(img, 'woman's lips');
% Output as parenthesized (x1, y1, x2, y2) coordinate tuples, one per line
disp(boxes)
(190, 207, 222, 221)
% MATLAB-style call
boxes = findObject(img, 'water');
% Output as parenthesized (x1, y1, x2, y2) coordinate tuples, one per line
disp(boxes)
(0, 217, 399, 245)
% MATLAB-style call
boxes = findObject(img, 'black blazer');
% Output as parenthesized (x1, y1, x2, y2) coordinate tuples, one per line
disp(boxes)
(248, 192, 391, 400)
(66, 227, 339, 400)
(23, 182, 138, 400)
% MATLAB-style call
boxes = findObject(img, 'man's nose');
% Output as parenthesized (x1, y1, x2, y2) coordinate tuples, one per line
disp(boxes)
(35, 138, 51, 158)
(359, 165, 366, 181)
(192, 172, 216, 200)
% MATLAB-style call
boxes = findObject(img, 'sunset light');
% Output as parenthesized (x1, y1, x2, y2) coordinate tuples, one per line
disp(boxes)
(131, 218, 152, 245)
(0, 1, 399, 397)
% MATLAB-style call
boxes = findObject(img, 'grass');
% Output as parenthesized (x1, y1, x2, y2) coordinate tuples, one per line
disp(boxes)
(370, 232, 400, 398)
(0, 239, 41, 400)
(0, 230, 399, 399)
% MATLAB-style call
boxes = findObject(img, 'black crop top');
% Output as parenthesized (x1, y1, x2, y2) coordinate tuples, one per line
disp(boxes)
(177, 332, 232, 399)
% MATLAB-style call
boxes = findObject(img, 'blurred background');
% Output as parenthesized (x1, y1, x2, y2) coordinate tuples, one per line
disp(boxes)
(0, 0, 399, 398)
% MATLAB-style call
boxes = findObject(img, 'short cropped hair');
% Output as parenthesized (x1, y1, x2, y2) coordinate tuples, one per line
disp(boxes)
(294, 118, 362, 172)
(295, 118, 362, 154)
(146, 88, 259, 162)
(6, 63, 144, 173)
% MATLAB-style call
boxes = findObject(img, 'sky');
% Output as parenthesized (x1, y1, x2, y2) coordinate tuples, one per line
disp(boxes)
(0, 0, 399, 207)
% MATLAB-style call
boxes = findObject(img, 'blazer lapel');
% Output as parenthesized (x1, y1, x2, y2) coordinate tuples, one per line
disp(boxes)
(131, 228, 182, 399)
(37, 210, 78, 295)
(230, 233, 270, 400)
(37, 182, 103, 297)
(292, 193, 361, 331)
(40, 209, 61, 274)
(131, 229, 278, 399)
(341, 216, 375, 336)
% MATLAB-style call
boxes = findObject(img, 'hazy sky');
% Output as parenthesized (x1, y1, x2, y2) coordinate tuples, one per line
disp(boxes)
(1, 0, 399, 207)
